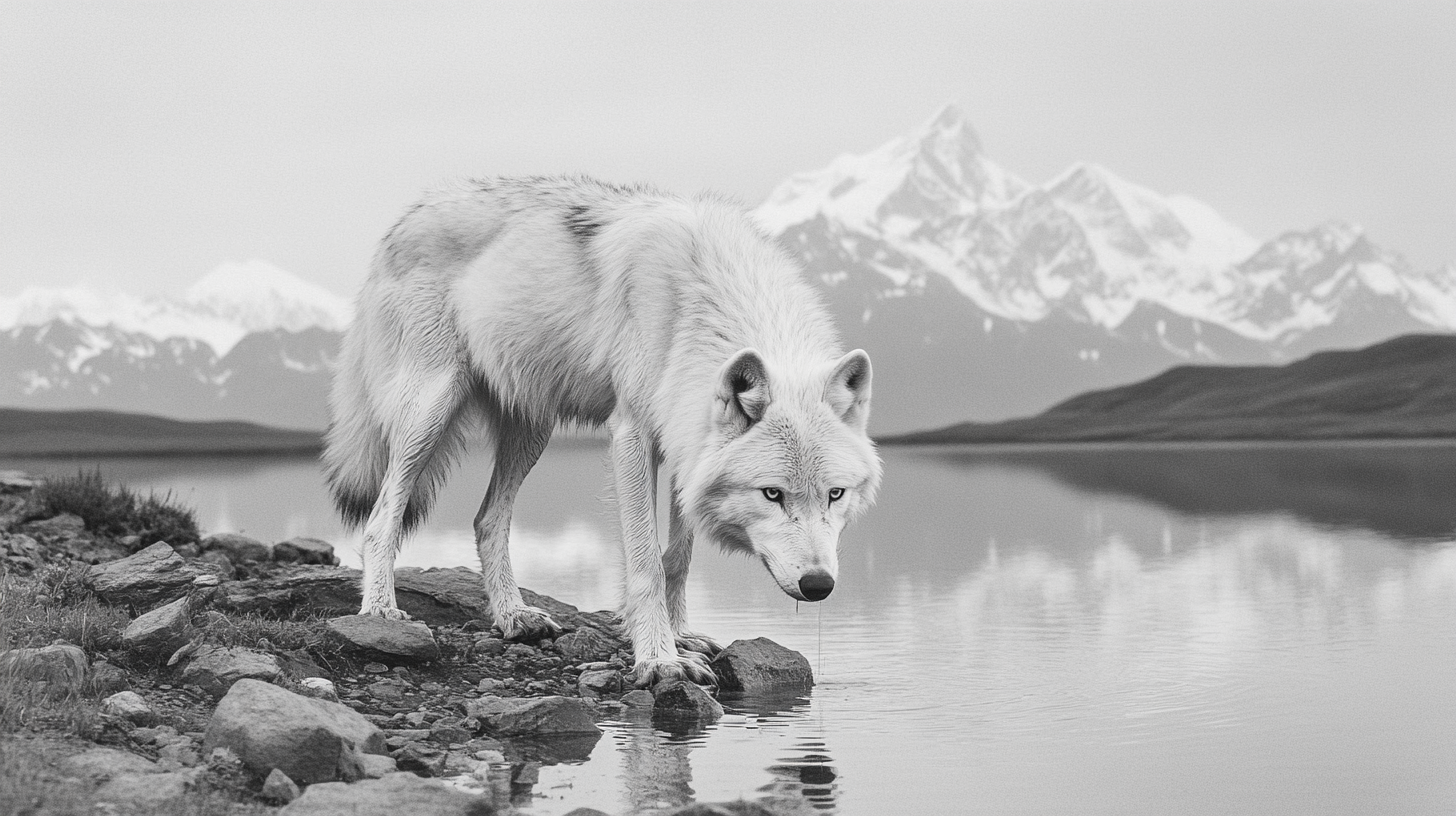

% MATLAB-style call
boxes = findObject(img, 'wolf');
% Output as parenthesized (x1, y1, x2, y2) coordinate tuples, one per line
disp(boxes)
(322, 175, 882, 685)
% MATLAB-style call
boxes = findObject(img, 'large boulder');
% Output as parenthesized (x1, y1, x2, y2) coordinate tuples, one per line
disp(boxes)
(122, 595, 193, 655)
(180, 646, 283, 698)
(0, 643, 87, 697)
(325, 615, 440, 663)
(87, 541, 206, 609)
(709, 638, 813, 693)
(463, 695, 600, 736)
(202, 678, 387, 784)
(200, 532, 271, 564)
(280, 772, 496, 815)
(273, 536, 338, 565)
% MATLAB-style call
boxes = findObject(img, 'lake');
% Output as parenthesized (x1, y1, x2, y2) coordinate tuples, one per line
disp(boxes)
(13, 440, 1456, 815)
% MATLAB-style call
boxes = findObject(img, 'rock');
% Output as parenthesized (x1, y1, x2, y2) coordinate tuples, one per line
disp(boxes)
(0, 642, 87, 697)
(273, 536, 339, 565)
(562, 809, 615, 816)
(325, 614, 441, 663)
(298, 677, 339, 702)
(87, 660, 131, 696)
(157, 740, 201, 768)
(200, 531, 271, 564)
(652, 680, 724, 724)
(101, 690, 155, 724)
(87, 541, 204, 609)
(122, 595, 193, 655)
(464, 695, 600, 736)
(203, 678, 388, 784)
(554, 628, 620, 662)
(59, 747, 161, 780)
(27, 512, 86, 536)
(218, 564, 609, 630)
(620, 688, 655, 707)
(279, 772, 496, 815)
(196, 549, 236, 581)
(428, 717, 475, 745)
(261, 768, 302, 804)
(709, 637, 813, 693)
(180, 645, 283, 698)
(358, 753, 397, 778)
(95, 770, 195, 808)
(366, 678, 409, 701)
(577, 669, 623, 699)
(393, 740, 447, 776)
(277, 648, 330, 682)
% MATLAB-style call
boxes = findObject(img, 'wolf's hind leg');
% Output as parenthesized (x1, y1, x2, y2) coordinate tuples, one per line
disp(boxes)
(360, 372, 467, 619)
(474, 408, 563, 641)
(665, 493, 721, 660)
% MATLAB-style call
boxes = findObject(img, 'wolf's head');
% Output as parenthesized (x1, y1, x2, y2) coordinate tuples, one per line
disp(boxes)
(680, 347, 882, 602)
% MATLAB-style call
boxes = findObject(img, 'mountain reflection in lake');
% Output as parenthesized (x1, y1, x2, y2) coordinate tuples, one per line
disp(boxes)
(15, 440, 1456, 814)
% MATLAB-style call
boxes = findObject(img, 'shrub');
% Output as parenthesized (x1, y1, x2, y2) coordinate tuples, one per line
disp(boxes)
(29, 469, 199, 548)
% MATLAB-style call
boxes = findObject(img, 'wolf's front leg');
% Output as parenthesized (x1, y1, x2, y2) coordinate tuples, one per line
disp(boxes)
(665, 495, 721, 661)
(614, 420, 715, 688)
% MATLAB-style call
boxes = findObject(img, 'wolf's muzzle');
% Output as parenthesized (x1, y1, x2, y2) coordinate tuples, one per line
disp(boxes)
(798, 570, 835, 602)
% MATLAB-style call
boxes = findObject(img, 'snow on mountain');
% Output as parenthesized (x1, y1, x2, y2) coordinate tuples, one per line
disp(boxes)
(184, 260, 353, 337)
(0, 260, 351, 357)
(754, 103, 1455, 431)
(755, 103, 1456, 344)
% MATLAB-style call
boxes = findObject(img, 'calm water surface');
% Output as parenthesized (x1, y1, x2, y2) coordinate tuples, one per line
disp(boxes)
(15, 441, 1456, 815)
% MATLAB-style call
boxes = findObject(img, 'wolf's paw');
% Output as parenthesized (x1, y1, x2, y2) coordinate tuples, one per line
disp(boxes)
(496, 606, 564, 642)
(674, 631, 723, 659)
(360, 603, 411, 621)
(629, 652, 718, 690)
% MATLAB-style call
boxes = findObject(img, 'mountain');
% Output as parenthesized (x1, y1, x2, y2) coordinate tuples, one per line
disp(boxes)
(883, 334, 1456, 444)
(3, 106, 1453, 436)
(0, 408, 321, 457)
(756, 105, 1456, 434)
(0, 261, 345, 431)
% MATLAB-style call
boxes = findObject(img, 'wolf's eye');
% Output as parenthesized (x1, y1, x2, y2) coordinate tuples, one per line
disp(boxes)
(761, 487, 784, 504)
(828, 487, 845, 503)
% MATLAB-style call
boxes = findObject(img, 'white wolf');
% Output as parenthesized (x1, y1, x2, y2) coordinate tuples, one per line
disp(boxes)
(323, 176, 882, 685)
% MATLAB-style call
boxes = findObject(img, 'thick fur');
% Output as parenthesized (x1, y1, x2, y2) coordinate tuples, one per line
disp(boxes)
(323, 176, 883, 686)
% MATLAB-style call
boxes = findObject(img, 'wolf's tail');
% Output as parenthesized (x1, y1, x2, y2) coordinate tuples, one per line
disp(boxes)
(321, 329, 387, 530)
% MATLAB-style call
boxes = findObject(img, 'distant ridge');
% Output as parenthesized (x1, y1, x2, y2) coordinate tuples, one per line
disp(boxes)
(883, 334, 1456, 444)
(0, 408, 322, 457)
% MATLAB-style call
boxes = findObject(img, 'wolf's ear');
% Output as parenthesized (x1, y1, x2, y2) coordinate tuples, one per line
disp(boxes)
(714, 348, 772, 435)
(825, 349, 872, 430)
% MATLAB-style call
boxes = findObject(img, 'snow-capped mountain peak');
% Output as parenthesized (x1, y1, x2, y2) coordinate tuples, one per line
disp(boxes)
(184, 260, 353, 335)
(756, 103, 1028, 236)
(0, 260, 351, 356)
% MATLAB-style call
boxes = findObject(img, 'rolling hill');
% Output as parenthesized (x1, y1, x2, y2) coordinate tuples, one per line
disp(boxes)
(0, 408, 323, 457)
(883, 334, 1456, 444)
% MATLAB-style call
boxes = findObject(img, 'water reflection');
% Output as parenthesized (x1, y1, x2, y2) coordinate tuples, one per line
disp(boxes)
(10, 443, 1456, 814)
(928, 440, 1456, 542)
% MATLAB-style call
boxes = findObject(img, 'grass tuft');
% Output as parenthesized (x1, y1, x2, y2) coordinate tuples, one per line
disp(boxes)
(29, 469, 200, 548)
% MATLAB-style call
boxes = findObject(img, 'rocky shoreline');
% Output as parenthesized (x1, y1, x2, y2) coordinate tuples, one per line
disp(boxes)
(0, 471, 813, 816)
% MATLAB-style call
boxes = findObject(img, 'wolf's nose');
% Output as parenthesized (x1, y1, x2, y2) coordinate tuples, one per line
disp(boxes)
(799, 571, 835, 601)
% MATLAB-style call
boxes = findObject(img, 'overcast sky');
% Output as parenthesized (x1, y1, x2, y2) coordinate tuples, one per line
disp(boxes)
(3, 1, 1453, 300)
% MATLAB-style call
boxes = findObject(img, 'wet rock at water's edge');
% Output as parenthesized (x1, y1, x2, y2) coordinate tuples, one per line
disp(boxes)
(651, 679, 724, 725)
(709, 637, 813, 693)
